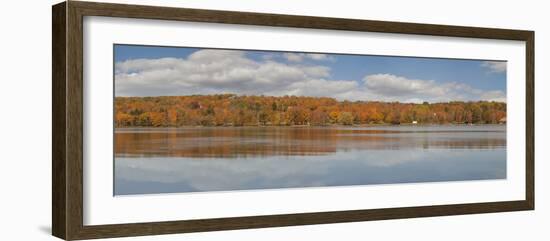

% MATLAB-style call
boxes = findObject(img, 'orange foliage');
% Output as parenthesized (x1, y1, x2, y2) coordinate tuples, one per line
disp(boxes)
(114, 94, 506, 127)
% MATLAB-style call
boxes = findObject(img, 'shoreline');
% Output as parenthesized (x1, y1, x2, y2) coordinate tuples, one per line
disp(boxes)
(115, 123, 506, 129)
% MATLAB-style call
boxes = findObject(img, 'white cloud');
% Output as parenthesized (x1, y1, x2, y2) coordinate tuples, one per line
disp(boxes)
(481, 61, 507, 73)
(480, 90, 506, 102)
(116, 50, 332, 97)
(116, 50, 505, 103)
(360, 74, 505, 103)
(365, 74, 446, 97)
(282, 53, 303, 62)
(282, 53, 334, 62)
(265, 78, 358, 98)
(305, 53, 333, 61)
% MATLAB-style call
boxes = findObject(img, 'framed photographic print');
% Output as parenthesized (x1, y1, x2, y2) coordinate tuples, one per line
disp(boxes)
(52, 1, 534, 240)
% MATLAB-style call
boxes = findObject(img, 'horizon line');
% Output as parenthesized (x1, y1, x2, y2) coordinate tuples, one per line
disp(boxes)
(114, 93, 506, 104)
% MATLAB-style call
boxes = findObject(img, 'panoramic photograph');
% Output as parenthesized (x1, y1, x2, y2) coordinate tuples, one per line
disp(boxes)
(113, 44, 507, 195)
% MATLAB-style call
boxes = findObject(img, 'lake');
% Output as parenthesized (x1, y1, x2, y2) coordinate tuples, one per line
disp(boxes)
(114, 125, 506, 195)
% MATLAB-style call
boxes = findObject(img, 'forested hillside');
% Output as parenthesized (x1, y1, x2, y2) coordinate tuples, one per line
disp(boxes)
(115, 94, 506, 127)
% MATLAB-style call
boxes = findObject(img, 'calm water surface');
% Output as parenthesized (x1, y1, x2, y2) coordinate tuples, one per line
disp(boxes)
(114, 125, 506, 195)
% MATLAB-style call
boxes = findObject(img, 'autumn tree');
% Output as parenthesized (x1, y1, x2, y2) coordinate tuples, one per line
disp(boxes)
(114, 95, 506, 127)
(337, 112, 354, 125)
(310, 110, 329, 126)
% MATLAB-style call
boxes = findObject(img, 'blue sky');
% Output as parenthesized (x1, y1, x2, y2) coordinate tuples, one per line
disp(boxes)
(114, 44, 506, 103)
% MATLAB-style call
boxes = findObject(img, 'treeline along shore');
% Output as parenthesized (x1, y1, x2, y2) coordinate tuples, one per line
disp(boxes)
(114, 94, 506, 127)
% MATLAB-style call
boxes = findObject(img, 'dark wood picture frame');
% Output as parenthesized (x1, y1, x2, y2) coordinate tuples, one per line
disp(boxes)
(52, 1, 535, 240)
